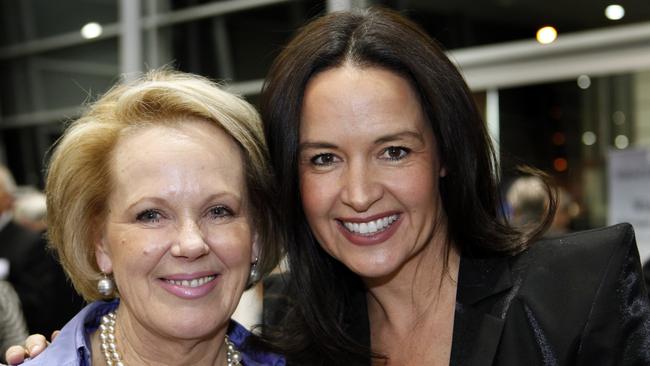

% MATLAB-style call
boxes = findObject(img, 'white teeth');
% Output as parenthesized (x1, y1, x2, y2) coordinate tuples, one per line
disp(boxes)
(165, 275, 215, 288)
(342, 214, 399, 235)
(368, 221, 377, 232)
(359, 222, 368, 234)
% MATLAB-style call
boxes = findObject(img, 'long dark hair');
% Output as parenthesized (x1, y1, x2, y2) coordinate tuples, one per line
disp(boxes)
(259, 7, 553, 364)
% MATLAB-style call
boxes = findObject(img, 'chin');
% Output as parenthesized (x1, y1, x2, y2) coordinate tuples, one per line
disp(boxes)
(161, 315, 228, 340)
(345, 257, 400, 282)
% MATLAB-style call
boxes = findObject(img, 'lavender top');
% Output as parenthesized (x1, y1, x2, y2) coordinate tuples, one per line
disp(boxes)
(22, 300, 284, 366)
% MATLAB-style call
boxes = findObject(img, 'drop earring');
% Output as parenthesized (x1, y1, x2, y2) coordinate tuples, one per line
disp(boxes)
(97, 272, 115, 297)
(247, 258, 260, 286)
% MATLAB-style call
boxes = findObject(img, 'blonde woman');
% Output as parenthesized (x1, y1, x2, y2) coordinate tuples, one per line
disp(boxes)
(12, 70, 284, 366)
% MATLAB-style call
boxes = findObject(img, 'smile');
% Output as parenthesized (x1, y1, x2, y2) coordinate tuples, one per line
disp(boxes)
(341, 214, 399, 236)
(164, 275, 216, 288)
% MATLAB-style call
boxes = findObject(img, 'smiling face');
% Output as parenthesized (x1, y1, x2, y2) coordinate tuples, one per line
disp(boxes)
(95, 119, 255, 340)
(298, 66, 448, 281)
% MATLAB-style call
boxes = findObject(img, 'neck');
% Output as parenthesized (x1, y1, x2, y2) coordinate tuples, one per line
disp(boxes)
(364, 237, 460, 366)
(91, 308, 229, 366)
(364, 235, 460, 335)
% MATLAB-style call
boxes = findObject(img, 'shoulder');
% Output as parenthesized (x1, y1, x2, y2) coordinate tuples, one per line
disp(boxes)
(503, 224, 650, 362)
(229, 319, 286, 366)
(526, 222, 634, 259)
(514, 223, 636, 285)
(511, 223, 638, 300)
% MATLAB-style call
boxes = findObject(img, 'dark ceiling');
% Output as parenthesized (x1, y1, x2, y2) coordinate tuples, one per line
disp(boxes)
(380, 0, 650, 48)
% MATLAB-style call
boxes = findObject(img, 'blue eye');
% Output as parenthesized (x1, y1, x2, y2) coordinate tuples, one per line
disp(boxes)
(310, 153, 339, 166)
(136, 209, 163, 223)
(381, 146, 410, 161)
(209, 206, 233, 219)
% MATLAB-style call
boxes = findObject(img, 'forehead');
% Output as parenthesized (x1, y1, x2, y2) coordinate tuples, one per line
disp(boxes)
(300, 66, 430, 138)
(109, 119, 246, 192)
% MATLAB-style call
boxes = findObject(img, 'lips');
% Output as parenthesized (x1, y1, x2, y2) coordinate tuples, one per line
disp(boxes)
(163, 275, 216, 288)
(341, 214, 399, 235)
(336, 213, 402, 246)
(159, 273, 219, 299)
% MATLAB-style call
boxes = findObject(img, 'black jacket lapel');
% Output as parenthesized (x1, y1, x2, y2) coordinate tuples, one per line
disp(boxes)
(451, 255, 516, 366)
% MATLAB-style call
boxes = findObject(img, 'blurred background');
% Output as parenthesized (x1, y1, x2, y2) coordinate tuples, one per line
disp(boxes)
(1, 0, 649, 260)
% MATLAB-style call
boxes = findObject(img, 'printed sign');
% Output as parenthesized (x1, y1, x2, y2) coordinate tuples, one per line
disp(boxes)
(608, 148, 650, 263)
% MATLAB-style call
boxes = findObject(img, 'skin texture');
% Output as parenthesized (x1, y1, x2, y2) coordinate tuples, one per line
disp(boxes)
(5, 119, 258, 366)
(299, 65, 447, 282)
(298, 65, 458, 365)
(92, 119, 257, 365)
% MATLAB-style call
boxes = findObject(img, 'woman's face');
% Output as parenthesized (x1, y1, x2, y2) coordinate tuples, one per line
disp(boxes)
(96, 119, 255, 340)
(298, 66, 447, 281)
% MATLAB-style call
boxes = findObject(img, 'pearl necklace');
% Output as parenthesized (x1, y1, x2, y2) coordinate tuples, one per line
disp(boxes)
(99, 311, 242, 366)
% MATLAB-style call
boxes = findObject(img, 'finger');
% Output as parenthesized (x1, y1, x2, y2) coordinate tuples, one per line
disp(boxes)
(4, 345, 27, 365)
(24, 334, 48, 357)
(50, 330, 60, 342)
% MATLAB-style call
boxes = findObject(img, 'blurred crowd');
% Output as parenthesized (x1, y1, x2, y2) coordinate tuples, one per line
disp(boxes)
(0, 164, 83, 363)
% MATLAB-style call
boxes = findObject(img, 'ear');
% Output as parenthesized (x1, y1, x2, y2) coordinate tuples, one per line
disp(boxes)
(95, 234, 113, 274)
(251, 232, 261, 263)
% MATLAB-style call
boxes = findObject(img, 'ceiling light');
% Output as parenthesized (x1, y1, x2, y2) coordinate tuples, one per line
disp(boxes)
(536, 26, 557, 44)
(615, 135, 629, 149)
(582, 131, 597, 146)
(81, 22, 102, 39)
(605, 4, 625, 20)
(577, 75, 591, 89)
(553, 157, 568, 172)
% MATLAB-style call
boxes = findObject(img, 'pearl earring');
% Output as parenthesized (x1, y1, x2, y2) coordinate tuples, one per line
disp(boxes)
(97, 272, 115, 297)
(247, 258, 260, 287)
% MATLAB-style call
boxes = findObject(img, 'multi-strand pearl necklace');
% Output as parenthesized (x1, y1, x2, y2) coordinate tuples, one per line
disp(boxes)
(99, 311, 242, 366)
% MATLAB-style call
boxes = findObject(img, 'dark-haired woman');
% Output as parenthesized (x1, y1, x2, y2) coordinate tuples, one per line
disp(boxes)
(259, 7, 650, 365)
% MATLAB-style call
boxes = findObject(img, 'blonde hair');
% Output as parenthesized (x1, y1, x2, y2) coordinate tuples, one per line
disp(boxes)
(46, 69, 281, 301)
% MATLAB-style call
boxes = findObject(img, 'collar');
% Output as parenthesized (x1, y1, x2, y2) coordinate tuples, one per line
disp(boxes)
(32, 300, 284, 366)
(451, 253, 523, 366)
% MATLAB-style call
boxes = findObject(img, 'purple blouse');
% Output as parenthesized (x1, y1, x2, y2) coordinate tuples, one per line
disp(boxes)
(22, 300, 284, 366)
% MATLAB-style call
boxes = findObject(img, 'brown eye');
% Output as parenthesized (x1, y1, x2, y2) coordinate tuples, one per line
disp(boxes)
(381, 146, 410, 161)
(311, 153, 339, 166)
(208, 205, 233, 219)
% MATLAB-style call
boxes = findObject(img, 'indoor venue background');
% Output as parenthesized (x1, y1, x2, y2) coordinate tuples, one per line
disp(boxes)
(1, 0, 650, 259)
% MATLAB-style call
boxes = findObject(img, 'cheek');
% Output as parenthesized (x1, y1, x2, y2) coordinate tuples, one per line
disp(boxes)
(299, 173, 333, 219)
(207, 226, 252, 267)
(402, 164, 441, 210)
(107, 228, 170, 272)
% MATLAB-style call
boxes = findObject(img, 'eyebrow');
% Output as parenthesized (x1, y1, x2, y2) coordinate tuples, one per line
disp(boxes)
(298, 141, 338, 152)
(374, 131, 425, 145)
(299, 131, 425, 152)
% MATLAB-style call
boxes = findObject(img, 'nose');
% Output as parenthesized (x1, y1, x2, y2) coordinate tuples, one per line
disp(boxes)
(340, 160, 383, 212)
(171, 219, 209, 259)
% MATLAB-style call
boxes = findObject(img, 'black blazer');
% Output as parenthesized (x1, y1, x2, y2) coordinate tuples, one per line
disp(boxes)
(266, 224, 650, 365)
(450, 223, 650, 365)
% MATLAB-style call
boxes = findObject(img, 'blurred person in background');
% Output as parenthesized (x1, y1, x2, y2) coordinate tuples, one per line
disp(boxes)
(506, 175, 577, 237)
(0, 280, 28, 365)
(0, 164, 83, 337)
(506, 176, 548, 231)
(13, 190, 47, 234)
